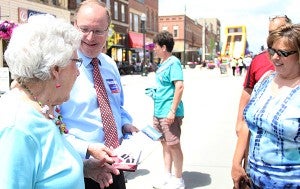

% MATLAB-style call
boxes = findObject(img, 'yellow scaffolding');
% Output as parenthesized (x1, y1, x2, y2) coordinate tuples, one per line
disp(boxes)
(221, 25, 247, 58)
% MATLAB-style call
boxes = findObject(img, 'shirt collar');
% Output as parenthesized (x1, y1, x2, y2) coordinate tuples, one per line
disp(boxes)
(77, 50, 101, 67)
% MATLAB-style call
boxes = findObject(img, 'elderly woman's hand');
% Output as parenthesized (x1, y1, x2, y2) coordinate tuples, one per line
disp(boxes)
(84, 158, 120, 189)
(87, 143, 116, 164)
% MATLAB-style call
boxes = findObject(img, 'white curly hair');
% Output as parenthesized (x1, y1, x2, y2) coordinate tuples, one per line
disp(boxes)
(4, 14, 82, 83)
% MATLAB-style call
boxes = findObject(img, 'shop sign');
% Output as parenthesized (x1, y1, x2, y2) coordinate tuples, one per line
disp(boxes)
(18, 8, 48, 23)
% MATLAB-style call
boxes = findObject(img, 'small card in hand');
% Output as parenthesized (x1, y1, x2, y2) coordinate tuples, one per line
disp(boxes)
(111, 152, 141, 172)
(112, 135, 142, 172)
(141, 125, 162, 141)
(112, 126, 162, 172)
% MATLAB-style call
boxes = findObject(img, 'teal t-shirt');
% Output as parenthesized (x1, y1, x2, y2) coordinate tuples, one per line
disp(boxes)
(154, 55, 184, 118)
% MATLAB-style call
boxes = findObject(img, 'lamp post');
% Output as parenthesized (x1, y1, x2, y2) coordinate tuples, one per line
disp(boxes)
(183, 5, 186, 69)
(202, 20, 206, 62)
(141, 13, 147, 76)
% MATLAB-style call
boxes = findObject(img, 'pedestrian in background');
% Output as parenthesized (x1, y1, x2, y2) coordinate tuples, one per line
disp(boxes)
(60, 1, 139, 189)
(242, 54, 252, 71)
(231, 57, 238, 76)
(0, 14, 118, 189)
(232, 23, 300, 188)
(151, 31, 185, 189)
(237, 57, 244, 75)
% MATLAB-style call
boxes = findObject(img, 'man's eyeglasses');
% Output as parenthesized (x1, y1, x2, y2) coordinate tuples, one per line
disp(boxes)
(268, 48, 297, 57)
(70, 58, 83, 67)
(78, 26, 108, 36)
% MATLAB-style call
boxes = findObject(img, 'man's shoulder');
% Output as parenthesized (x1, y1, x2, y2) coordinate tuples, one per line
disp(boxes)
(100, 53, 114, 62)
(100, 54, 117, 66)
(252, 50, 268, 59)
(251, 50, 270, 64)
(99, 53, 120, 76)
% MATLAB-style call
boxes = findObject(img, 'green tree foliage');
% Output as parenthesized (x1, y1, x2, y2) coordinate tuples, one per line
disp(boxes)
(107, 24, 115, 50)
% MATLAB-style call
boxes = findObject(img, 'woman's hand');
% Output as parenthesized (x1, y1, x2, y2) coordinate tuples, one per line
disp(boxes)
(87, 143, 116, 164)
(232, 123, 251, 188)
(166, 110, 175, 124)
(84, 158, 120, 189)
(231, 163, 249, 189)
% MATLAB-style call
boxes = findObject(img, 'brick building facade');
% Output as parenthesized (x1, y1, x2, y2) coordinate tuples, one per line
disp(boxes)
(0, 0, 158, 92)
(0, 0, 158, 68)
(0, 0, 70, 67)
(159, 15, 203, 66)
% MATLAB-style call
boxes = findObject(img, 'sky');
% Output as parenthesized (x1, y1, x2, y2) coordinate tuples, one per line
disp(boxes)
(158, 0, 300, 55)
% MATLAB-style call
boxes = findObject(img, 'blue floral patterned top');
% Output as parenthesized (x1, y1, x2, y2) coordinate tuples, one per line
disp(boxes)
(244, 72, 300, 188)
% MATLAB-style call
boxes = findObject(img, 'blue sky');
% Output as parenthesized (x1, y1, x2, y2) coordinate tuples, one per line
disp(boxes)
(158, 0, 299, 54)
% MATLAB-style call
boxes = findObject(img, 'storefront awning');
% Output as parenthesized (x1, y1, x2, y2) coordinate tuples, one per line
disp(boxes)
(128, 32, 143, 49)
(145, 42, 154, 51)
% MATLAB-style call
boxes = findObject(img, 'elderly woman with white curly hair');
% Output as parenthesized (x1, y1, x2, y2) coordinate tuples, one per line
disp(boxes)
(0, 14, 119, 189)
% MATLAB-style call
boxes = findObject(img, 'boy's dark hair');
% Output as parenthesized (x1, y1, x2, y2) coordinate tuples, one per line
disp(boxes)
(153, 31, 174, 52)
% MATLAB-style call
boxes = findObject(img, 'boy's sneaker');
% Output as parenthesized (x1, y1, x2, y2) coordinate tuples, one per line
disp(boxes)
(164, 177, 185, 189)
(152, 180, 168, 189)
(152, 174, 172, 189)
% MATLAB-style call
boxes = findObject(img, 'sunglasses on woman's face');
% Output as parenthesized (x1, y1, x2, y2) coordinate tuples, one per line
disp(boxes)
(268, 48, 297, 57)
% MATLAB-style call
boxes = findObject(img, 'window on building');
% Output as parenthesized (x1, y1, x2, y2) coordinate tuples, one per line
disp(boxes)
(173, 26, 179, 38)
(52, 0, 58, 5)
(150, 11, 154, 32)
(147, 11, 150, 32)
(121, 4, 125, 22)
(114, 1, 118, 20)
(129, 13, 132, 31)
(162, 26, 168, 31)
(154, 15, 157, 32)
(133, 14, 139, 32)
(106, 0, 110, 8)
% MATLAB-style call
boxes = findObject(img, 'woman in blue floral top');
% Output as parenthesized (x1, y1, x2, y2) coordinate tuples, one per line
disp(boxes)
(232, 24, 300, 189)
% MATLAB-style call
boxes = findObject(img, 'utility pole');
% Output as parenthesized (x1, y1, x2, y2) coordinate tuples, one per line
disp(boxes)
(141, 13, 147, 76)
(202, 19, 206, 62)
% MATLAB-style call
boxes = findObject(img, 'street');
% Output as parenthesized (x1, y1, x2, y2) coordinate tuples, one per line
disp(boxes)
(120, 66, 244, 189)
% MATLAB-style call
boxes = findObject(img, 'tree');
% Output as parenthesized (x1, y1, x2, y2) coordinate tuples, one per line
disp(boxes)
(106, 24, 115, 50)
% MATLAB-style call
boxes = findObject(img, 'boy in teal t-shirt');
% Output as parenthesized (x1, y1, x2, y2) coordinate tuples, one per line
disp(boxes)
(149, 31, 185, 189)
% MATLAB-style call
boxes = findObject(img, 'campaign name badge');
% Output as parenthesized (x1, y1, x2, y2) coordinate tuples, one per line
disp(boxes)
(106, 79, 120, 93)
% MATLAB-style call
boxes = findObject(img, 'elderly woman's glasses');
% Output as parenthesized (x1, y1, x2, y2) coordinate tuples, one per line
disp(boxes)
(78, 26, 108, 36)
(268, 48, 297, 57)
(70, 58, 83, 67)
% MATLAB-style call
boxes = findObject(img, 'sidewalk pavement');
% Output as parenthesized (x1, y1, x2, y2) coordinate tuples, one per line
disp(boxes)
(120, 66, 245, 189)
